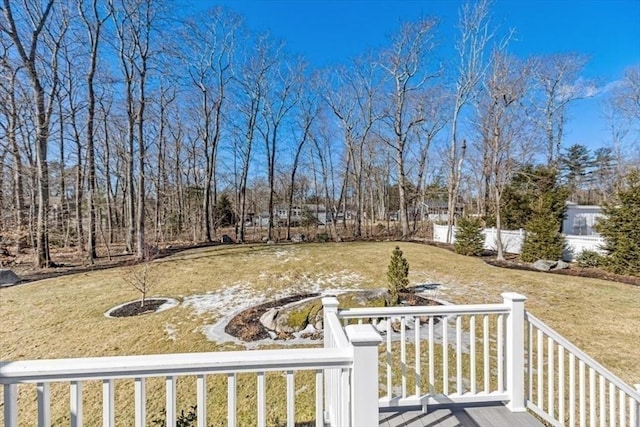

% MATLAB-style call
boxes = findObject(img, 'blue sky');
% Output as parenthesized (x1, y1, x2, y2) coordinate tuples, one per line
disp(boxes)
(192, 0, 640, 151)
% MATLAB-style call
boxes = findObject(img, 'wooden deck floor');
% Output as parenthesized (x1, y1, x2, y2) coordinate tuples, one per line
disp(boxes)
(379, 403, 543, 427)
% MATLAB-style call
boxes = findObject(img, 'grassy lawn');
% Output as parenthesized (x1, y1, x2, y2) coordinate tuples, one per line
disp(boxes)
(1, 241, 638, 424)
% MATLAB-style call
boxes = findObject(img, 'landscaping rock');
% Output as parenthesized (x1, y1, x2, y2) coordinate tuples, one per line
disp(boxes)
(376, 319, 388, 334)
(291, 233, 306, 243)
(221, 234, 234, 244)
(552, 260, 570, 270)
(259, 308, 278, 331)
(0, 269, 20, 286)
(532, 260, 557, 271)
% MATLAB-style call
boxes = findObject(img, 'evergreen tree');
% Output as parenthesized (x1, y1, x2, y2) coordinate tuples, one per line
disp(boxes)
(520, 213, 565, 262)
(560, 144, 591, 201)
(594, 170, 640, 276)
(387, 246, 409, 305)
(215, 194, 235, 227)
(454, 216, 485, 256)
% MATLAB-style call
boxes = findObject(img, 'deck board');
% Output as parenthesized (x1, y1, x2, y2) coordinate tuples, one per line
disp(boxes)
(379, 403, 543, 427)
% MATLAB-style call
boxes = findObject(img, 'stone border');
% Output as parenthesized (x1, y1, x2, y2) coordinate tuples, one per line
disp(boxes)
(104, 297, 179, 318)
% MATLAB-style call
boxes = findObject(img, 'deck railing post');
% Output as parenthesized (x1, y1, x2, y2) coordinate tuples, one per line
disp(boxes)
(322, 297, 339, 349)
(322, 296, 340, 426)
(345, 324, 383, 427)
(635, 384, 640, 427)
(503, 292, 527, 412)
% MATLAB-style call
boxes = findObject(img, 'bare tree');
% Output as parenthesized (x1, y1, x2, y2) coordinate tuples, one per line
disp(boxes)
(445, 0, 494, 243)
(531, 53, 589, 167)
(2, 0, 66, 267)
(476, 52, 530, 260)
(378, 18, 439, 238)
(177, 7, 238, 242)
(258, 48, 303, 241)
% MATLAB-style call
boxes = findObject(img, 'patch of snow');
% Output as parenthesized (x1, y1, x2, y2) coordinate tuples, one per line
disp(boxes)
(157, 298, 179, 313)
(164, 323, 177, 341)
(182, 283, 267, 318)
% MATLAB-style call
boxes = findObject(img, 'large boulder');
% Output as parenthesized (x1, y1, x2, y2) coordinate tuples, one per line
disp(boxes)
(532, 260, 557, 271)
(0, 269, 20, 286)
(273, 298, 323, 334)
(552, 260, 569, 270)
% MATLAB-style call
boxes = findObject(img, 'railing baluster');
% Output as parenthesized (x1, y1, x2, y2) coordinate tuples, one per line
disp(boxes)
(401, 316, 407, 398)
(589, 368, 596, 427)
(442, 315, 449, 395)
(429, 316, 435, 395)
(386, 316, 392, 398)
(197, 375, 206, 427)
(619, 389, 625, 427)
(484, 314, 490, 394)
(166, 376, 176, 427)
(315, 370, 323, 427)
(3, 384, 17, 427)
(37, 382, 51, 427)
(609, 382, 615, 427)
(559, 346, 565, 424)
(228, 373, 237, 427)
(70, 381, 83, 427)
(569, 353, 575, 427)
(340, 368, 349, 427)
(257, 372, 266, 427)
(497, 314, 504, 394)
(579, 360, 586, 427)
(103, 379, 115, 427)
(629, 393, 637, 427)
(415, 316, 421, 397)
(287, 371, 295, 427)
(470, 315, 476, 395)
(599, 375, 606, 427)
(527, 320, 533, 401)
(537, 329, 544, 410)
(548, 337, 554, 418)
(134, 377, 145, 427)
(456, 315, 462, 394)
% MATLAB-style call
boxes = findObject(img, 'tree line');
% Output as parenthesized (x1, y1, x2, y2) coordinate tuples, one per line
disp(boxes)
(1, 0, 638, 268)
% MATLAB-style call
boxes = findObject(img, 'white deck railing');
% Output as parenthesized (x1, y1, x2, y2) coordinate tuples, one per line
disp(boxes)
(1, 347, 353, 427)
(2, 293, 639, 427)
(525, 313, 640, 427)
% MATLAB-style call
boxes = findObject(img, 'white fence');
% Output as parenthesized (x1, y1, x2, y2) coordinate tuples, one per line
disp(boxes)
(433, 224, 606, 261)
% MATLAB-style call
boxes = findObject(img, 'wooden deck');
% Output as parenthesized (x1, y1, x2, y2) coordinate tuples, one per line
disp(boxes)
(379, 403, 543, 427)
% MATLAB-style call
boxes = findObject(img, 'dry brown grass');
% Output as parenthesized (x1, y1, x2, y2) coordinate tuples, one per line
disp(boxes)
(1, 241, 639, 425)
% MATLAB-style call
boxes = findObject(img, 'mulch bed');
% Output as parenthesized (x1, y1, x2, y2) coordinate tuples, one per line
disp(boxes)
(108, 298, 170, 317)
(484, 259, 640, 286)
(225, 293, 320, 341)
(225, 290, 440, 342)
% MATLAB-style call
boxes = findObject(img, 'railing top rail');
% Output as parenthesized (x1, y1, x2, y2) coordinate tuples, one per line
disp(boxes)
(325, 311, 350, 348)
(526, 311, 640, 401)
(337, 303, 509, 319)
(0, 347, 352, 384)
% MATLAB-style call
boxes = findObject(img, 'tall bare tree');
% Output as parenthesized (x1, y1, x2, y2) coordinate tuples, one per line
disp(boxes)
(446, 0, 494, 243)
(531, 53, 589, 167)
(2, 0, 66, 267)
(379, 18, 439, 238)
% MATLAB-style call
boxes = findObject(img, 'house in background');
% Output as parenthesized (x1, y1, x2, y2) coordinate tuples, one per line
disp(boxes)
(562, 203, 604, 236)
(253, 204, 328, 227)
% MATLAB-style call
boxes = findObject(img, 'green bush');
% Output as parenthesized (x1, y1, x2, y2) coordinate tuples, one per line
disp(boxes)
(387, 246, 409, 305)
(454, 216, 485, 256)
(521, 213, 565, 262)
(576, 250, 603, 268)
(594, 170, 640, 276)
(316, 232, 329, 243)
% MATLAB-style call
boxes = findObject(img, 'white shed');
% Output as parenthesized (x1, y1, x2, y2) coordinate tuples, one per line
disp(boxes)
(562, 204, 604, 236)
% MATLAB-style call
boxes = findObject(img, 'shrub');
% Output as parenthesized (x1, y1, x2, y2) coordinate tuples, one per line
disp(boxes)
(594, 170, 640, 276)
(576, 250, 603, 268)
(521, 213, 565, 263)
(387, 246, 409, 306)
(454, 216, 485, 256)
(316, 232, 329, 243)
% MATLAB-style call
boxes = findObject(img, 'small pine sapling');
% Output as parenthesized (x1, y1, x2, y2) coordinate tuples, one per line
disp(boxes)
(454, 216, 485, 256)
(387, 246, 409, 306)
